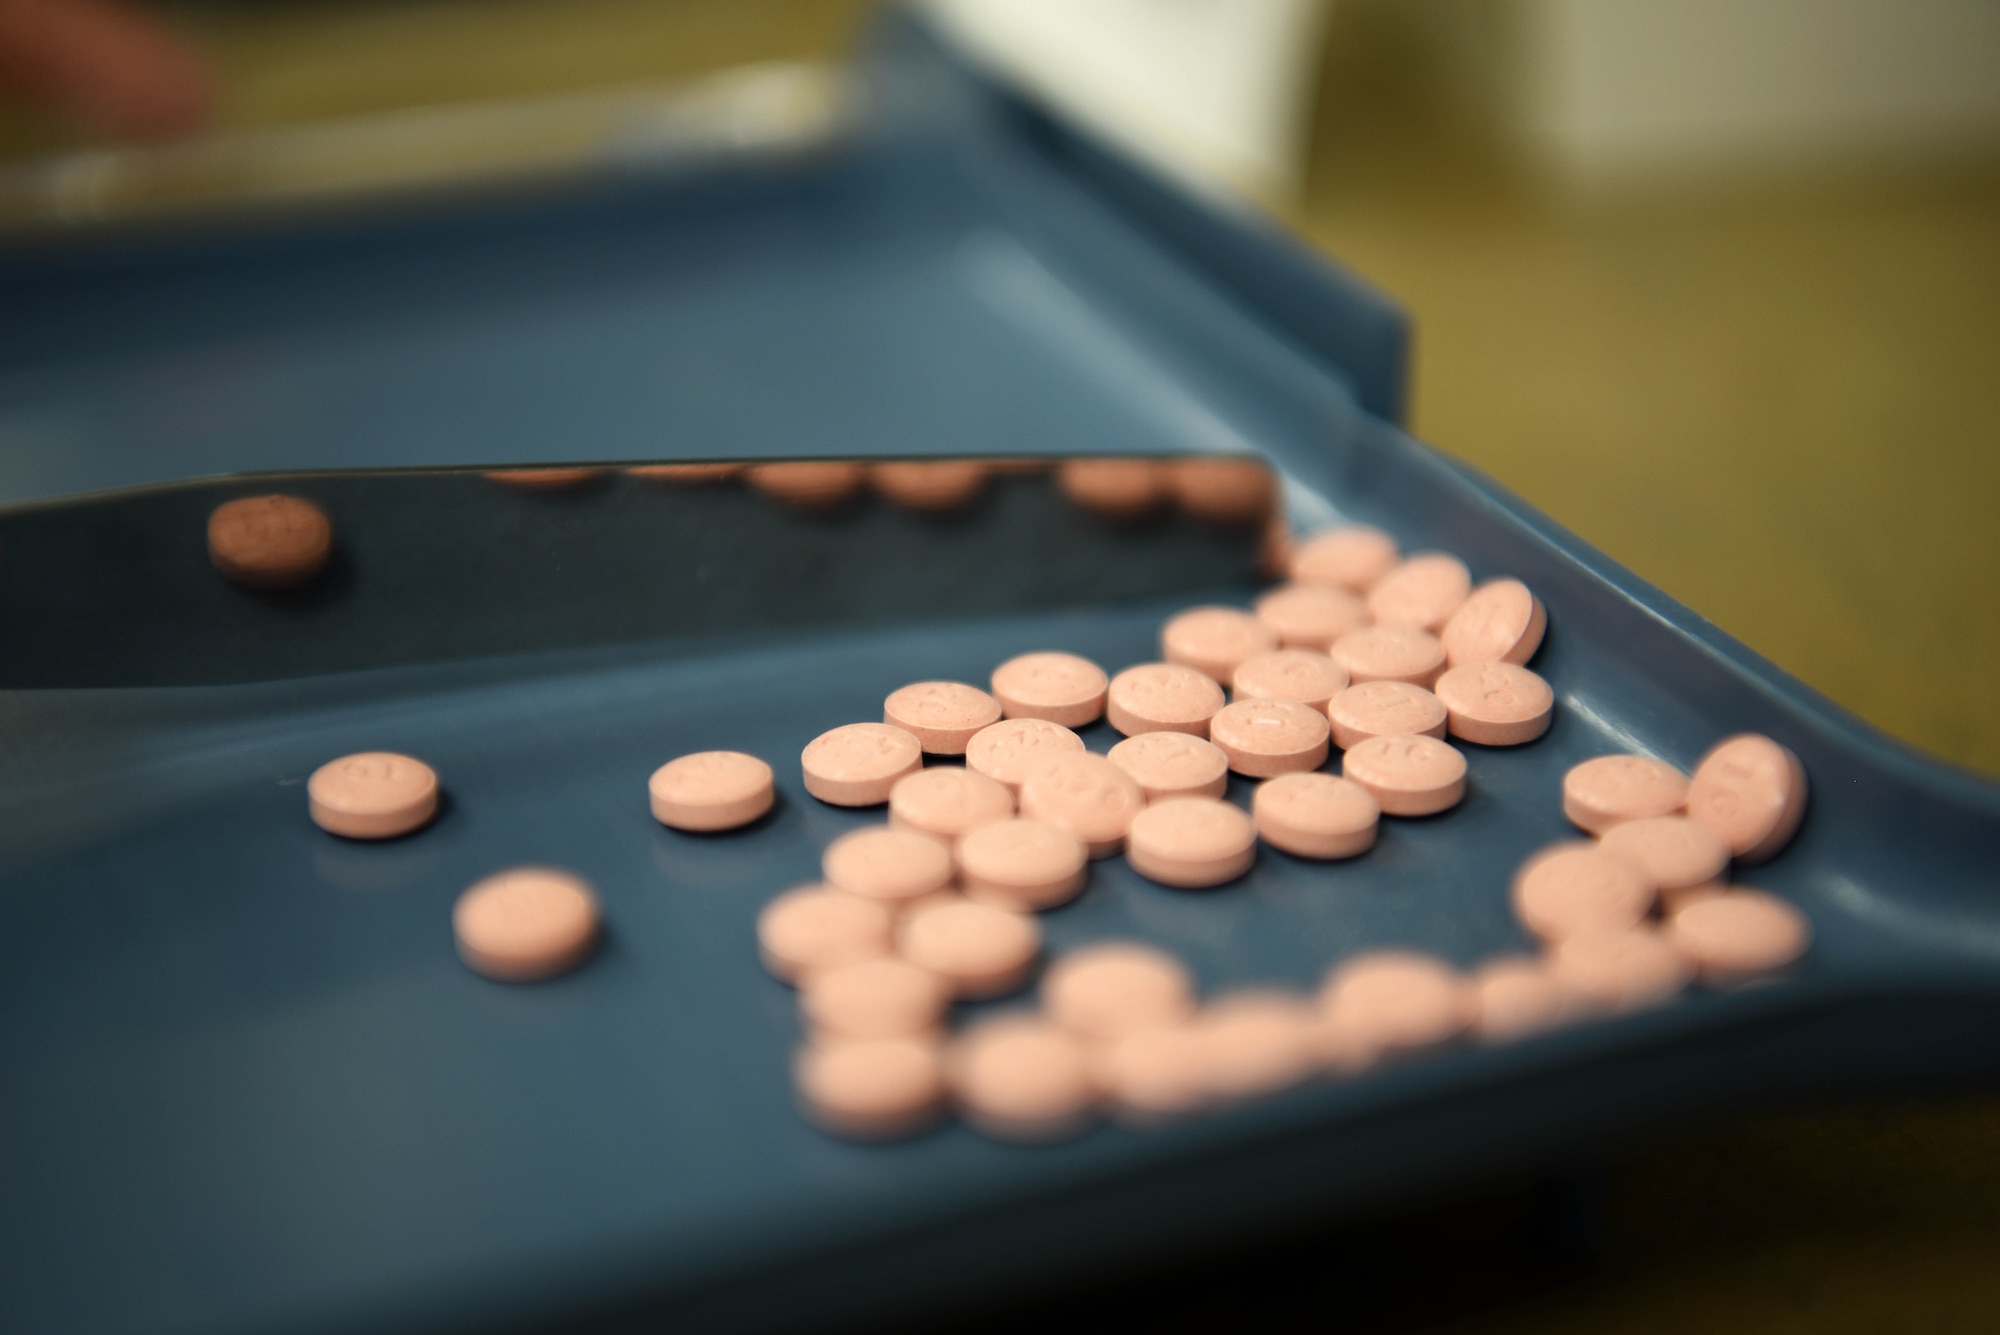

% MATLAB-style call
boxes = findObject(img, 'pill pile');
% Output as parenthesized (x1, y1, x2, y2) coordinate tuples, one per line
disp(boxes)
(286, 462, 1815, 1146)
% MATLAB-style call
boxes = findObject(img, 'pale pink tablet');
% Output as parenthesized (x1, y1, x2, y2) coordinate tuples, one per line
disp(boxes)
(1598, 816, 1731, 890)
(1105, 731, 1231, 802)
(964, 717, 1087, 792)
(1441, 578, 1546, 668)
(795, 1037, 945, 1140)
(1017, 753, 1147, 858)
(1097, 1024, 1211, 1122)
(1289, 525, 1399, 592)
(801, 956, 949, 1042)
(897, 897, 1041, 997)
(308, 751, 439, 840)
(821, 827, 954, 906)
(625, 462, 743, 483)
(746, 460, 865, 508)
(1365, 552, 1472, 632)
(1197, 991, 1323, 1101)
(1667, 889, 1812, 985)
(1550, 929, 1692, 1012)
(947, 1017, 1098, 1142)
(1325, 680, 1449, 751)
(1231, 649, 1350, 713)
(648, 750, 774, 832)
(1470, 957, 1572, 1043)
(1043, 943, 1196, 1042)
(1431, 662, 1554, 747)
(888, 766, 1015, 844)
(1165, 457, 1276, 525)
(1253, 583, 1371, 652)
(1105, 663, 1227, 738)
(1510, 842, 1655, 942)
(1563, 755, 1690, 834)
(868, 460, 988, 510)
(757, 885, 894, 983)
(1252, 772, 1380, 859)
(954, 818, 1090, 912)
(800, 723, 923, 806)
(1328, 624, 1447, 688)
(884, 681, 1004, 755)
(1125, 797, 1258, 888)
(485, 467, 601, 490)
(1161, 606, 1280, 685)
(1685, 734, 1809, 863)
(1057, 457, 1165, 519)
(1340, 734, 1466, 817)
(1207, 699, 1331, 777)
(1319, 951, 1471, 1063)
(453, 868, 600, 982)
(208, 495, 332, 590)
(989, 651, 1110, 727)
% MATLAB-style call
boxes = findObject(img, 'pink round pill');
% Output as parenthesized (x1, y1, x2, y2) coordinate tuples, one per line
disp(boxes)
(822, 827, 954, 906)
(1329, 624, 1447, 688)
(868, 460, 988, 510)
(1252, 772, 1380, 860)
(947, 1017, 1098, 1142)
(757, 885, 894, 983)
(1106, 731, 1231, 802)
(1320, 951, 1471, 1064)
(800, 956, 949, 1043)
(1441, 578, 1547, 668)
(1366, 553, 1471, 632)
(884, 681, 1004, 755)
(1563, 755, 1690, 834)
(647, 750, 774, 831)
(1550, 929, 1692, 1013)
(1340, 734, 1466, 817)
(1058, 457, 1167, 519)
(1043, 942, 1196, 1042)
(1124, 797, 1257, 888)
(1510, 842, 1655, 942)
(1667, 889, 1812, 985)
(801, 723, 924, 807)
(308, 751, 439, 840)
(1431, 662, 1554, 747)
(1289, 525, 1399, 592)
(1165, 456, 1277, 526)
(1105, 663, 1226, 739)
(888, 766, 1015, 844)
(1325, 680, 1449, 751)
(1207, 698, 1331, 778)
(795, 1037, 945, 1140)
(1161, 606, 1279, 685)
(1097, 1024, 1212, 1123)
(747, 460, 865, 509)
(898, 897, 1041, 998)
(1230, 648, 1350, 713)
(1197, 991, 1323, 1101)
(1598, 816, 1732, 891)
(964, 717, 1087, 792)
(1470, 957, 1572, 1043)
(453, 868, 600, 982)
(954, 818, 1089, 913)
(1017, 752, 1147, 858)
(1253, 583, 1371, 652)
(208, 495, 333, 591)
(989, 651, 1109, 728)
(1686, 734, 1809, 864)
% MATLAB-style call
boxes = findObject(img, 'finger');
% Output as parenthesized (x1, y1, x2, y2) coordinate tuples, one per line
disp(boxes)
(0, 0, 212, 137)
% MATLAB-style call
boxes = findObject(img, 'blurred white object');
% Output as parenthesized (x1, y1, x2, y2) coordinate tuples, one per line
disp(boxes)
(922, 0, 1334, 204)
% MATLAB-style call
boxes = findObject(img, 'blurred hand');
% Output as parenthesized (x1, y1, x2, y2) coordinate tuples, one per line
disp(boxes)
(0, 0, 211, 137)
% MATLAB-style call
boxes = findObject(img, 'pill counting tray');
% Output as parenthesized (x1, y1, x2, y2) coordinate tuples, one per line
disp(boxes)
(4, 14, 2000, 1335)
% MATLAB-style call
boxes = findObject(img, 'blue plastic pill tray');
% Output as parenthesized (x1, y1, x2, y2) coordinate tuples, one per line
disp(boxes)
(1, 13, 1996, 1335)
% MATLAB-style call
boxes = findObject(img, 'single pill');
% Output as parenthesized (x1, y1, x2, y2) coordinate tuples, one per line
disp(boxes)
(625, 462, 742, 483)
(1441, 578, 1547, 667)
(898, 897, 1041, 997)
(757, 885, 894, 983)
(1161, 606, 1280, 685)
(453, 868, 600, 982)
(1686, 734, 1809, 863)
(1325, 680, 1449, 750)
(1198, 992, 1323, 1101)
(1510, 842, 1655, 942)
(1253, 583, 1371, 652)
(1097, 1024, 1211, 1122)
(1329, 624, 1447, 688)
(485, 467, 600, 490)
(207, 494, 332, 590)
(1551, 930, 1692, 1013)
(800, 723, 923, 806)
(801, 956, 949, 1042)
(1124, 797, 1257, 888)
(1208, 699, 1331, 778)
(1599, 816, 1731, 890)
(1341, 734, 1466, 817)
(1320, 951, 1471, 1062)
(308, 751, 439, 840)
(1165, 456, 1276, 525)
(1563, 755, 1690, 834)
(1231, 648, 1350, 713)
(1106, 731, 1230, 802)
(1668, 889, 1812, 985)
(1058, 457, 1166, 518)
(868, 459, 988, 510)
(888, 766, 1015, 844)
(964, 717, 1087, 792)
(884, 681, 1004, 755)
(1105, 663, 1227, 738)
(1043, 943, 1196, 1042)
(1432, 661, 1555, 746)
(947, 1017, 1098, 1142)
(1017, 753, 1147, 857)
(795, 1037, 945, 1140)
(1252, 772, 1380, 860)
(822, 827, 954, 906)
(954, 818, 1089, 912)
(1290, 524, 1399, 592)
(1366, 553, 1472, 632)
(989, 651, 1109, 728)
(1470, 957, 1572, 1043)
(648, 750, 774, 832)
(746, 460, 865, 508)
